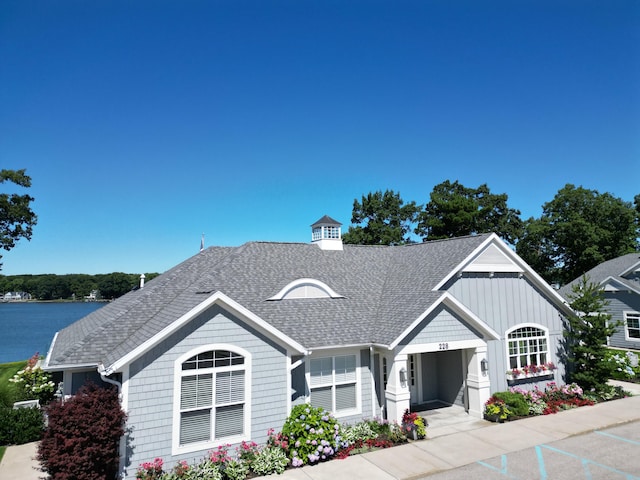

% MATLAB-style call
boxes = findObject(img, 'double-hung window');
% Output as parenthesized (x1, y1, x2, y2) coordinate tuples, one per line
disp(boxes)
(625, 312, 640, 340)
(309, 355, 357, 414)
(507, 326, 549, 369)
(178, 349, 247, 450)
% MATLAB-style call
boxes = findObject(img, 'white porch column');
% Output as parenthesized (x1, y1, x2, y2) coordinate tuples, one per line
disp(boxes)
(466, 345, 491, 418)
(384, 353, 411, 424)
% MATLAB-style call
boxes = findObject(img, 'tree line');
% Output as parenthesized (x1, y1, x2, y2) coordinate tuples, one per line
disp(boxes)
(342, 181, 640, 286)
(0, 272, 159, 301)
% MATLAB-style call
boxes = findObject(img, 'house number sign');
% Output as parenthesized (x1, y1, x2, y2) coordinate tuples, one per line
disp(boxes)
(438, 343, 449, 350)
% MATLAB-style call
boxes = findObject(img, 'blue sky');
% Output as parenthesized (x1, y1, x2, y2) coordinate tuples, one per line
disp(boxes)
(1, 0, 638, 276)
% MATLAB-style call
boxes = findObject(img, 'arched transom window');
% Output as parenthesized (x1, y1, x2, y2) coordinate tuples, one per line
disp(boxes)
(178, 349, 246, 447)
(507, 326, 548, 369)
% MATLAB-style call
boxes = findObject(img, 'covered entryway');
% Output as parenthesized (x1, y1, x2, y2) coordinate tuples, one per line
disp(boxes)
(408, 350, 467, 410)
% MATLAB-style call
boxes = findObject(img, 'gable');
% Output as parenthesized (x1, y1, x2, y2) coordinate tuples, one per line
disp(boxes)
(390, 292, 500, 350)
(100, 291, 307, 375)
(462, 243, 523, 273)
(602, 277, 640, 295)
(398, 304, 484, 347)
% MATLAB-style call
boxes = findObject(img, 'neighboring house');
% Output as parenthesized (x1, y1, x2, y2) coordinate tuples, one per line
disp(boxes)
(84, 289, 99, 301)
(43, 216, 573, 478)
(559, 253, 640, 350)
(2, 291, 31, 301)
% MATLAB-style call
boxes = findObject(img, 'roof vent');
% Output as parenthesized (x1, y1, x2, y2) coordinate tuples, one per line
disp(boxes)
(311, 215, 343, 251)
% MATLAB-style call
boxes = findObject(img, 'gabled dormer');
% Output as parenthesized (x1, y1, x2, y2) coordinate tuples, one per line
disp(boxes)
(311, 215, 343, 251)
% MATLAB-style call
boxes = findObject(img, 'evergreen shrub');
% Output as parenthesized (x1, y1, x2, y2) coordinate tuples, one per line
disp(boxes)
(38, 383, 126, 480)
(0, 406, 44, 445)
(492, 391, 530, 417)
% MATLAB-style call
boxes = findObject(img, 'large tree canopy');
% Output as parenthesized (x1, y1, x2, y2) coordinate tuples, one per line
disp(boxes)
(516, 184, 639, 285)
(342, 190, 420, 245)
(415, 180, 523, 244)
(0, 169, 37, 270)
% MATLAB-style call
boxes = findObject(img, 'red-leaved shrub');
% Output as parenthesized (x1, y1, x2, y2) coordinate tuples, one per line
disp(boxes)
(38, 383, 126, 480)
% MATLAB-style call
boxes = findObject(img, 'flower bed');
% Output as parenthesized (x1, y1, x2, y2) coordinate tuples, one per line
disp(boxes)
(135, 405, 412, 480)
(483, 381, 628, 423)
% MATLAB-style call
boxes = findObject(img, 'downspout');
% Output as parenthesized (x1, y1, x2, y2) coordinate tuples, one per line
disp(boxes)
(370, 345, 376, 418)
(98, 364, 126, 479)
(98, 364, 122, 397)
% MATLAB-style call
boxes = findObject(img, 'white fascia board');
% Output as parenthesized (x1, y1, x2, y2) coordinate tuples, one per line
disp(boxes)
(434, 233, 574, 317)
(104, 291, 307, 375)
(43, 362, 100, 373)
(389, 292, 500, 350)
(307, 342, 389, 352)
(620, 260, 640, 278)
(600, 276, 640, 295)
(43, 331, 59, 369)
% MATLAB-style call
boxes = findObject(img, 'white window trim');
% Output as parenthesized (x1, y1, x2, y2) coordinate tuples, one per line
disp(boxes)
(624, 311, 640, 342)
(305, 349, 361, 418)
(268, 278, 344, 301)
(504, 323, 551, 371)
(172, 344, 252, 456)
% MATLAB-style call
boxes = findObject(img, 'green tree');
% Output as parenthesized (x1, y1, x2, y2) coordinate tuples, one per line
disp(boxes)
(97, 272, 137, 299)
(516, 184, 638, 285)
(415, 180, 523, 244)
(0, 169, 37, 270)
(342, 190, 420, 245)
(564, 276, 619, 392)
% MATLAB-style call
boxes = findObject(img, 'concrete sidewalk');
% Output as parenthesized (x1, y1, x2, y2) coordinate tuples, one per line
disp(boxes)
(0, 441, 41, 480)
(2, 386, 639, 480)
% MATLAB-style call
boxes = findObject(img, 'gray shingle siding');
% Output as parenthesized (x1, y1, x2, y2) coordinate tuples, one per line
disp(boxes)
(399, 305, 483, 347)
(125, 305, 289, 476)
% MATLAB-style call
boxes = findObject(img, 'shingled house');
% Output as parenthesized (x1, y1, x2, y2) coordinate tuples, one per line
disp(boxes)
(44, 215, 573, 477)
(560, 253, 640, 350)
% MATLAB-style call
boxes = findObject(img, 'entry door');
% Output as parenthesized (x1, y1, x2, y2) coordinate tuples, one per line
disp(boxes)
(408, 354, 420, 404)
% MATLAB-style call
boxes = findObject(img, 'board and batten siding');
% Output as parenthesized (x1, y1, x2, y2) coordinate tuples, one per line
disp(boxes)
(605, 292, 640, 350)
(124, 304, 288, 478)
(447, 273, 567, 392)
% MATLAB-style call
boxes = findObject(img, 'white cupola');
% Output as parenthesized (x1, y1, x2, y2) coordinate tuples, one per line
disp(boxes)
(311, 215, 343, 251)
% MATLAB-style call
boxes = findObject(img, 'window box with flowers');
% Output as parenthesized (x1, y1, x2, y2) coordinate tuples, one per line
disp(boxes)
(506, 362, 557, 383)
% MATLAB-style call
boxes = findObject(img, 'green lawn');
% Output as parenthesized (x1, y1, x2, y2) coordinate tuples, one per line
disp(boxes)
(0, 360, 27, 407)
(0, 445, 5, 464)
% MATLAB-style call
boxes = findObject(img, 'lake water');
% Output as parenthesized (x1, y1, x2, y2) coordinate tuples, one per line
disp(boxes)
(0, 302, 105, 363)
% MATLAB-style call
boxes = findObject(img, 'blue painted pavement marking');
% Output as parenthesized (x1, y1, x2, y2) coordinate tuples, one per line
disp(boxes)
(538, 444, 640, 480)
(534, 446, 548, 480)
(475, 442, 640, 479)
(477, 455, 519, 479)
(594, 430, 640, 446)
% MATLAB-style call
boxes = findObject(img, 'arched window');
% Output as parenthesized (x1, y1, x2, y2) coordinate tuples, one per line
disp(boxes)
(177, 348, 248, 448)
(507, 326, 549, 369)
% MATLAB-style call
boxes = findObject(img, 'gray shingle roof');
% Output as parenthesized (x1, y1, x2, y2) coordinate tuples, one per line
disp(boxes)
(558, 252, 640, 299)
(47, 234, 491, 369)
